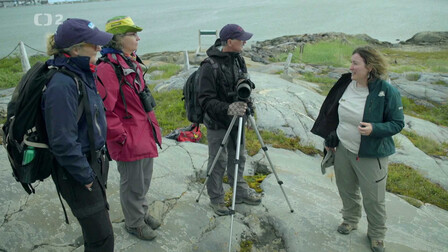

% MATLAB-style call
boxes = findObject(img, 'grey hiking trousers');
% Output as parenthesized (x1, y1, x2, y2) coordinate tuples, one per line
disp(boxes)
(206, 128, 250, 204)
(334, 143, 388, 240)
(117, 158, 154, 228)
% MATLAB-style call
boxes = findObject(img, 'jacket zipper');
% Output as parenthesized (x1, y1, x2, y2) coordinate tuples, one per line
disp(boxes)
(94, 104, 102, 137)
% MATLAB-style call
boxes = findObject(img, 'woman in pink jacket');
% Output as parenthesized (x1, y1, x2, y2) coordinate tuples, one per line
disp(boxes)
(96, 16, 162, 241)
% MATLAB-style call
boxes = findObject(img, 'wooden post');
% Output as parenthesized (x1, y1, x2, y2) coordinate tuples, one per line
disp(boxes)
(19, 41, 31, 72)
(284, 53, 293, 75)
(299, 43, 305, 61)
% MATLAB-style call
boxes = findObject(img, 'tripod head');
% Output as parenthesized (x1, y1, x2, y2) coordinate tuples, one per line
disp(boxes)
(245, 103, 255, 116)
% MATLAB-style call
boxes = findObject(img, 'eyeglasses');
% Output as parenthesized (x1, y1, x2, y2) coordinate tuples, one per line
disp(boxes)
(82, 43, 101, 49)
(124, 32, 138, 37)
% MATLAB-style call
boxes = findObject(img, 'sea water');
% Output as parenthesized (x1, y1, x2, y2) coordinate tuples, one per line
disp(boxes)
(0, 0, 447, 57)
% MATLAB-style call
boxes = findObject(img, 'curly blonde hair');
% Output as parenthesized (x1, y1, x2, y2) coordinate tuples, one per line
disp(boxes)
(352, 46, 388, 80)
(46, 34, 85, 56)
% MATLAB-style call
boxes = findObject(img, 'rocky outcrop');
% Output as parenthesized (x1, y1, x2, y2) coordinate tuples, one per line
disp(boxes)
(403, 32, 448, 45)
(245, 32, 391, 64)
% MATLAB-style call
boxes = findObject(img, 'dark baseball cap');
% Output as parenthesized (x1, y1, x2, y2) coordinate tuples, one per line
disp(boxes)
(54, 18, 113, 49)
(219, 24, 253, 42)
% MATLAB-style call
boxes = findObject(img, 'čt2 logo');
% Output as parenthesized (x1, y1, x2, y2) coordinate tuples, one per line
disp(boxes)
(34, 14, 63, 26)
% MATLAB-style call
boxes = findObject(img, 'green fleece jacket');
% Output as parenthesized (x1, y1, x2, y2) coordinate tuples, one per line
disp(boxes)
(311, 73, 405, 158)
(359, 77, 404, 157)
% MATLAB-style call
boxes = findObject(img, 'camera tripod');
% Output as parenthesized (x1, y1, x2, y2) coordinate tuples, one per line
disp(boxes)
(196, 108, 294, 252)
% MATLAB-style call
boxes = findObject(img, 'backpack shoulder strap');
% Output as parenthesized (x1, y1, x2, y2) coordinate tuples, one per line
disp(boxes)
(99, 55, 133, 119)
(202, 57, 221, 80)
(57, 68, 84, 122)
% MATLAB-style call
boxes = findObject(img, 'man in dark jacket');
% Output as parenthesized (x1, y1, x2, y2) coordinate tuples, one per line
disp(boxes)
(198, 24, 262, 216)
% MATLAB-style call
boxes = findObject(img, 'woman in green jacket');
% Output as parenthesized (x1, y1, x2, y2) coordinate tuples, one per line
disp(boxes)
(311, 46, 404, 252)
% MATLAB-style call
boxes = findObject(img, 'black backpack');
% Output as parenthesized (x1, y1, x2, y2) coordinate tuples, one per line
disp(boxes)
(1, 61, 82, 194)
(183, 57, 219, 124)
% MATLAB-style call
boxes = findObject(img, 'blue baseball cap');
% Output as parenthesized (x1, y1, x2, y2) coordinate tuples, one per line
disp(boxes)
(219, 24, 253, 42)
(54, 18, 113, 49)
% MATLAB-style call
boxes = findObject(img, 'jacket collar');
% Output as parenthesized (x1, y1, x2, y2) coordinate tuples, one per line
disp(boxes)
(47, 55, 94, 86)
(206, 39, 241, 60)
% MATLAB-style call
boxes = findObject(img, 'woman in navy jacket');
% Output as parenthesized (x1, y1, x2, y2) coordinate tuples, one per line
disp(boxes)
(43, 18, 114, 252)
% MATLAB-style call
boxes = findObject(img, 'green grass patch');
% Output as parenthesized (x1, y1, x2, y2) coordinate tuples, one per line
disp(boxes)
(244, 174, 268, 193)
(382, 49, 448, 73)
(273, 38, 368, 67)
(400, 130, 448, 156)
(404, 72, 421, 81)
(148, 63, 182, 80)
(432, 80, 448, 86)
(240, 240, 254, 252)
(223, 174, 267, 206)
(300, 72, 336, 95)
(387, 163, 448, 210)
(0, 55, 49, 89)
(401, 97, 448, 126)
(245, 129, 321, 156)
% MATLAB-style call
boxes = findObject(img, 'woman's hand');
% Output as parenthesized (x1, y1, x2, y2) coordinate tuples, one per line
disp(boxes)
(325, 146, 336, 153)
(358, 122, 372, 136)
(85, 182, 93, 191)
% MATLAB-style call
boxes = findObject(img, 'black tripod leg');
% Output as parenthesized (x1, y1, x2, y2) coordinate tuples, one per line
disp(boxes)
(196, 115, 238, 203)
(228, 116, 244, 252)
(248, 115, 295, 213)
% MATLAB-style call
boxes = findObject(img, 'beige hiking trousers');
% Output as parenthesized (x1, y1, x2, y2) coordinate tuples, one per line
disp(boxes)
(334, 143, 388, 240)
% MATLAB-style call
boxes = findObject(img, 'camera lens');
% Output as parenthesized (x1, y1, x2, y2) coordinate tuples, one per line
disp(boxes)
(236, 79, 252, 100)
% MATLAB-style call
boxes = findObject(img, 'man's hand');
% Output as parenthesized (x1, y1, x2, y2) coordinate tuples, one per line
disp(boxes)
(227, 101, 247, 116)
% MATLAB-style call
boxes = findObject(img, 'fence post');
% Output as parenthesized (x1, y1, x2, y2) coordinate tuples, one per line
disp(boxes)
(299, 43, 305, 61)
(284, 53, 293, 75)
(19, 41, 31, 72)
(183, 50, 190, 71)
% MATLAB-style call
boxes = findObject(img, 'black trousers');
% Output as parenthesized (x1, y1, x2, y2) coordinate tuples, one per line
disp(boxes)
(52, 160, 114, 252)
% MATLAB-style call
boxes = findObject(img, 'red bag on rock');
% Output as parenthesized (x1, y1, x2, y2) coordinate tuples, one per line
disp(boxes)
(166, 123, 202, 143)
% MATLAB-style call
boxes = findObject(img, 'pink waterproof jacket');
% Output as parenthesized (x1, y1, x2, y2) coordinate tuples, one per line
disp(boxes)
(96, 53, 162, 162)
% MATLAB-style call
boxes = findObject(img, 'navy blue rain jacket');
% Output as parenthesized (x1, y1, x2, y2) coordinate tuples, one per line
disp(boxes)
(42, 56, 107, 185)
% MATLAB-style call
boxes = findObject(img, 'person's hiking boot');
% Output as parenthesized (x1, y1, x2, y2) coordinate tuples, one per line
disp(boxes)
(235, 189, 262, 205)
(125, 224, 157, 241)
(368, 236, 386, 252)
(144, 214, 161, 230)
(209, 202, 230, 216)
(337, 222, 358, 235)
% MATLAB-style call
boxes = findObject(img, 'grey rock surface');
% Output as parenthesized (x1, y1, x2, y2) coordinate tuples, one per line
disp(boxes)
(1, 141, 448, 251)
(391, 73, 448, 104)
(0, 87, 14, 118)
(1, 67, 448, 252)
(404, 114, 448, 144)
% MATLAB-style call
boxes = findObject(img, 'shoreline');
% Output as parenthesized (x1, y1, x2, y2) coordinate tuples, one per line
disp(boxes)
(139, 31, 448, 65)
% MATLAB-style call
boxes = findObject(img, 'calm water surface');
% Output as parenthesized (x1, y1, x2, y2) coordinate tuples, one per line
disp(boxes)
(0, 0, 447, 57)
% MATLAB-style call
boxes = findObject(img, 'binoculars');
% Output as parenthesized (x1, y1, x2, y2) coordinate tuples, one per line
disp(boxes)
(139, 86, 156, 112)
